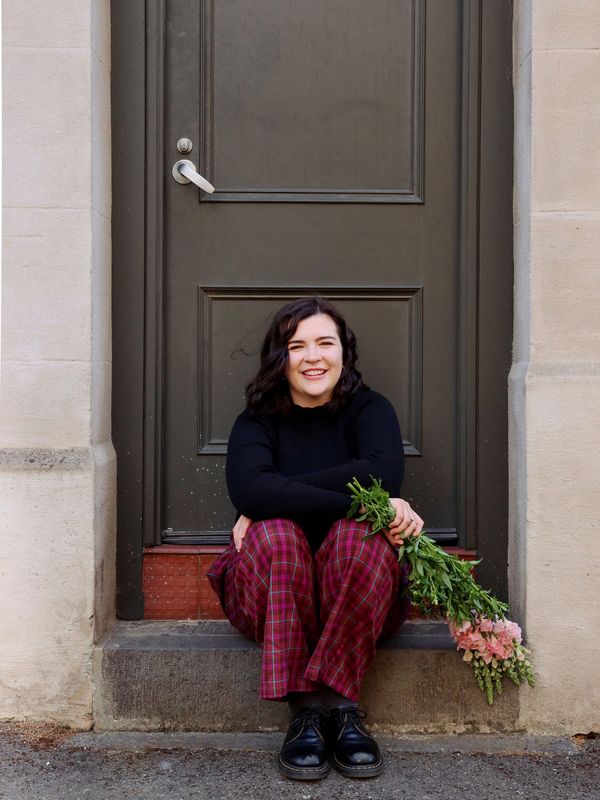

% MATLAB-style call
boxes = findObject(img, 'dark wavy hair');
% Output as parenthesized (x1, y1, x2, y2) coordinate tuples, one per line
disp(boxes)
(245, 296, 367, 415)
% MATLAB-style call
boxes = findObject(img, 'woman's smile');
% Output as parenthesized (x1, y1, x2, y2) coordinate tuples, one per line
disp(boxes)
(302, 368, 327, 378)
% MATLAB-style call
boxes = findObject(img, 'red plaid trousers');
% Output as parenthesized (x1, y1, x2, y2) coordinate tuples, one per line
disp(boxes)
(207, 518, 411, 702)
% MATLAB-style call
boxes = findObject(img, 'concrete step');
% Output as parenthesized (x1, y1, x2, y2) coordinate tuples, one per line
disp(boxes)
(93, 620, 521, 734)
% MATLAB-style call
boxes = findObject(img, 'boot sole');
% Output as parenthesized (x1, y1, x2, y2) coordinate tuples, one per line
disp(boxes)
(277, 755, 331, 780)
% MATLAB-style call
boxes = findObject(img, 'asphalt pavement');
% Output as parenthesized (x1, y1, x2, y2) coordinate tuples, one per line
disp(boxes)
(0, 723, 598, 800)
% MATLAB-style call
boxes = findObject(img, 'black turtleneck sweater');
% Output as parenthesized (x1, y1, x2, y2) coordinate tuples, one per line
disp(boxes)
(225, 388, 405, 549)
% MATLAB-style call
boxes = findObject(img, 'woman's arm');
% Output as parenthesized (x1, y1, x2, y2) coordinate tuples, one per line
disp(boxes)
(225, 411, 351, 520)
(293, 392, 405, 495)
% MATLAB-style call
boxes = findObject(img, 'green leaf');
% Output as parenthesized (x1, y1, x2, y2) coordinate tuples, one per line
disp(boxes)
(440, 572, 452, 590)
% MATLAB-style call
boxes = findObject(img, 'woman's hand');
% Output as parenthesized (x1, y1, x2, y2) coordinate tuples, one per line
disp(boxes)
(233, 514, 253, 552)
(383, 498, 424, 548)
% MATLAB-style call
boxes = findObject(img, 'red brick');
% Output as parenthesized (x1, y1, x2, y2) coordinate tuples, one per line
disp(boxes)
(143, 552, 201, 619)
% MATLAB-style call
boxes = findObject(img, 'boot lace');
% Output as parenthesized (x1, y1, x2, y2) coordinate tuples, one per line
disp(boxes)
(290, 707, 325, 732)
(331, 707, 368, 731)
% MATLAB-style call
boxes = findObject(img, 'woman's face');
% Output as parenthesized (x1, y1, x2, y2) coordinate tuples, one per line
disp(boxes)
(285, 313, 344, 407)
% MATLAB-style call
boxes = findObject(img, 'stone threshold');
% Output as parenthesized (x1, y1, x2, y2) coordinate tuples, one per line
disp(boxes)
(100, 618, 456, 651)
(93, 619, 521, 734)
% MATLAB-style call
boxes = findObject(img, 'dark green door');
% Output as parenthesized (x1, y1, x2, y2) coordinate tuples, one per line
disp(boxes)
(112, 0, 512, 618)
(113, 0, 514, 616)
(160, 0, 468, 547)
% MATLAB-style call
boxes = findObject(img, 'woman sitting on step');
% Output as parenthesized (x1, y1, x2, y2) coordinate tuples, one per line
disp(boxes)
(207, 296, 424, 781)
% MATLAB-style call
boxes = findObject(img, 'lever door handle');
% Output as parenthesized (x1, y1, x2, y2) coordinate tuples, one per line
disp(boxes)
(172, 159, 215, 193)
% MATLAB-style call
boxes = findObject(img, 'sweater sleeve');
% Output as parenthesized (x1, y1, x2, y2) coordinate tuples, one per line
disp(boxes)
(293, 392, 405, 496)
(225, 410, 351, 520)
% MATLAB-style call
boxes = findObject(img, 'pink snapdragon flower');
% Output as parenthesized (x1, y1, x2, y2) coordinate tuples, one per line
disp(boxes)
(449, 616, 522, 665)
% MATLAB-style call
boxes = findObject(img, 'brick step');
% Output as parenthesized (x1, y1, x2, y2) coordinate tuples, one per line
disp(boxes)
(93, 619, 520, 734)
(142, 545, 479, 620)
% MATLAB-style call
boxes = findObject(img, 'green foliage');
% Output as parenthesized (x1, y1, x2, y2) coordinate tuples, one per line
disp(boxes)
(470, 645, 535, 706)
(347, 476, 509, 624)
(347, 476, 395, 533)
(346, 476, 536, 706)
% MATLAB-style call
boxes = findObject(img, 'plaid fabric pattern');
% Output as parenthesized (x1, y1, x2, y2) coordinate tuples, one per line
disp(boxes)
(207, 517, 410, 702)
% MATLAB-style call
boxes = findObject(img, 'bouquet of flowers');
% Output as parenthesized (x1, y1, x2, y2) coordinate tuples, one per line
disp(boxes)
(347, 477, 535, 705)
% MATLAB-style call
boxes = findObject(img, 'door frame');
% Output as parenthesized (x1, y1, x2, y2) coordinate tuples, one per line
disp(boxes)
(111, 0, 514, 619)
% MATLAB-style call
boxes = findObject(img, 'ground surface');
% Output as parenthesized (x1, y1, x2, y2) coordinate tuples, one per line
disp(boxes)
(0, 723, 598, 800)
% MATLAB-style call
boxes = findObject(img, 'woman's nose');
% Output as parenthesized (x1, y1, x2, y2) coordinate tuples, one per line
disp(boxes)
(304, 345, 320, 361)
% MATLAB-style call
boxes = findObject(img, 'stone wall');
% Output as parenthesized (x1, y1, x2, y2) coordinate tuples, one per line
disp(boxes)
(0, 0, 115, 727)
(510, 0, 600, 733)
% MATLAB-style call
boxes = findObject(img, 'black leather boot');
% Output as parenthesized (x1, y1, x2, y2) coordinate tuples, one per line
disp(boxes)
(278, 707, 330, 780)
(325, 707, 383, 778)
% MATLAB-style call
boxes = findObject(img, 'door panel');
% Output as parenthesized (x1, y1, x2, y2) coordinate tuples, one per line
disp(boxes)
(162, 0, 463, 544)
(197, 288, 422, 455)
(203, 0, 423, 200)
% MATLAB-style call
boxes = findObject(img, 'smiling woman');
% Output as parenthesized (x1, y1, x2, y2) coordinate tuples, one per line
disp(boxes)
(285, 315, 343, 407)
(207, 296, 424, 781)
(242, 296, 367, 417)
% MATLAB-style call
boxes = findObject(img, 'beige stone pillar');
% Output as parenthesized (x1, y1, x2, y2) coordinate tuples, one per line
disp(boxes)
(511, 1, 600, 734)
(0, 0, 114, 727)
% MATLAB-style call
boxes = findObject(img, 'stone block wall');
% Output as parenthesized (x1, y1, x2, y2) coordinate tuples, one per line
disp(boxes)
(0, 0, 115, 727)
(510, 0, 600, 733)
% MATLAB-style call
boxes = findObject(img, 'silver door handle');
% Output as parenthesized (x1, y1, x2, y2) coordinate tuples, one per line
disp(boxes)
(172, 159, 215, 193)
